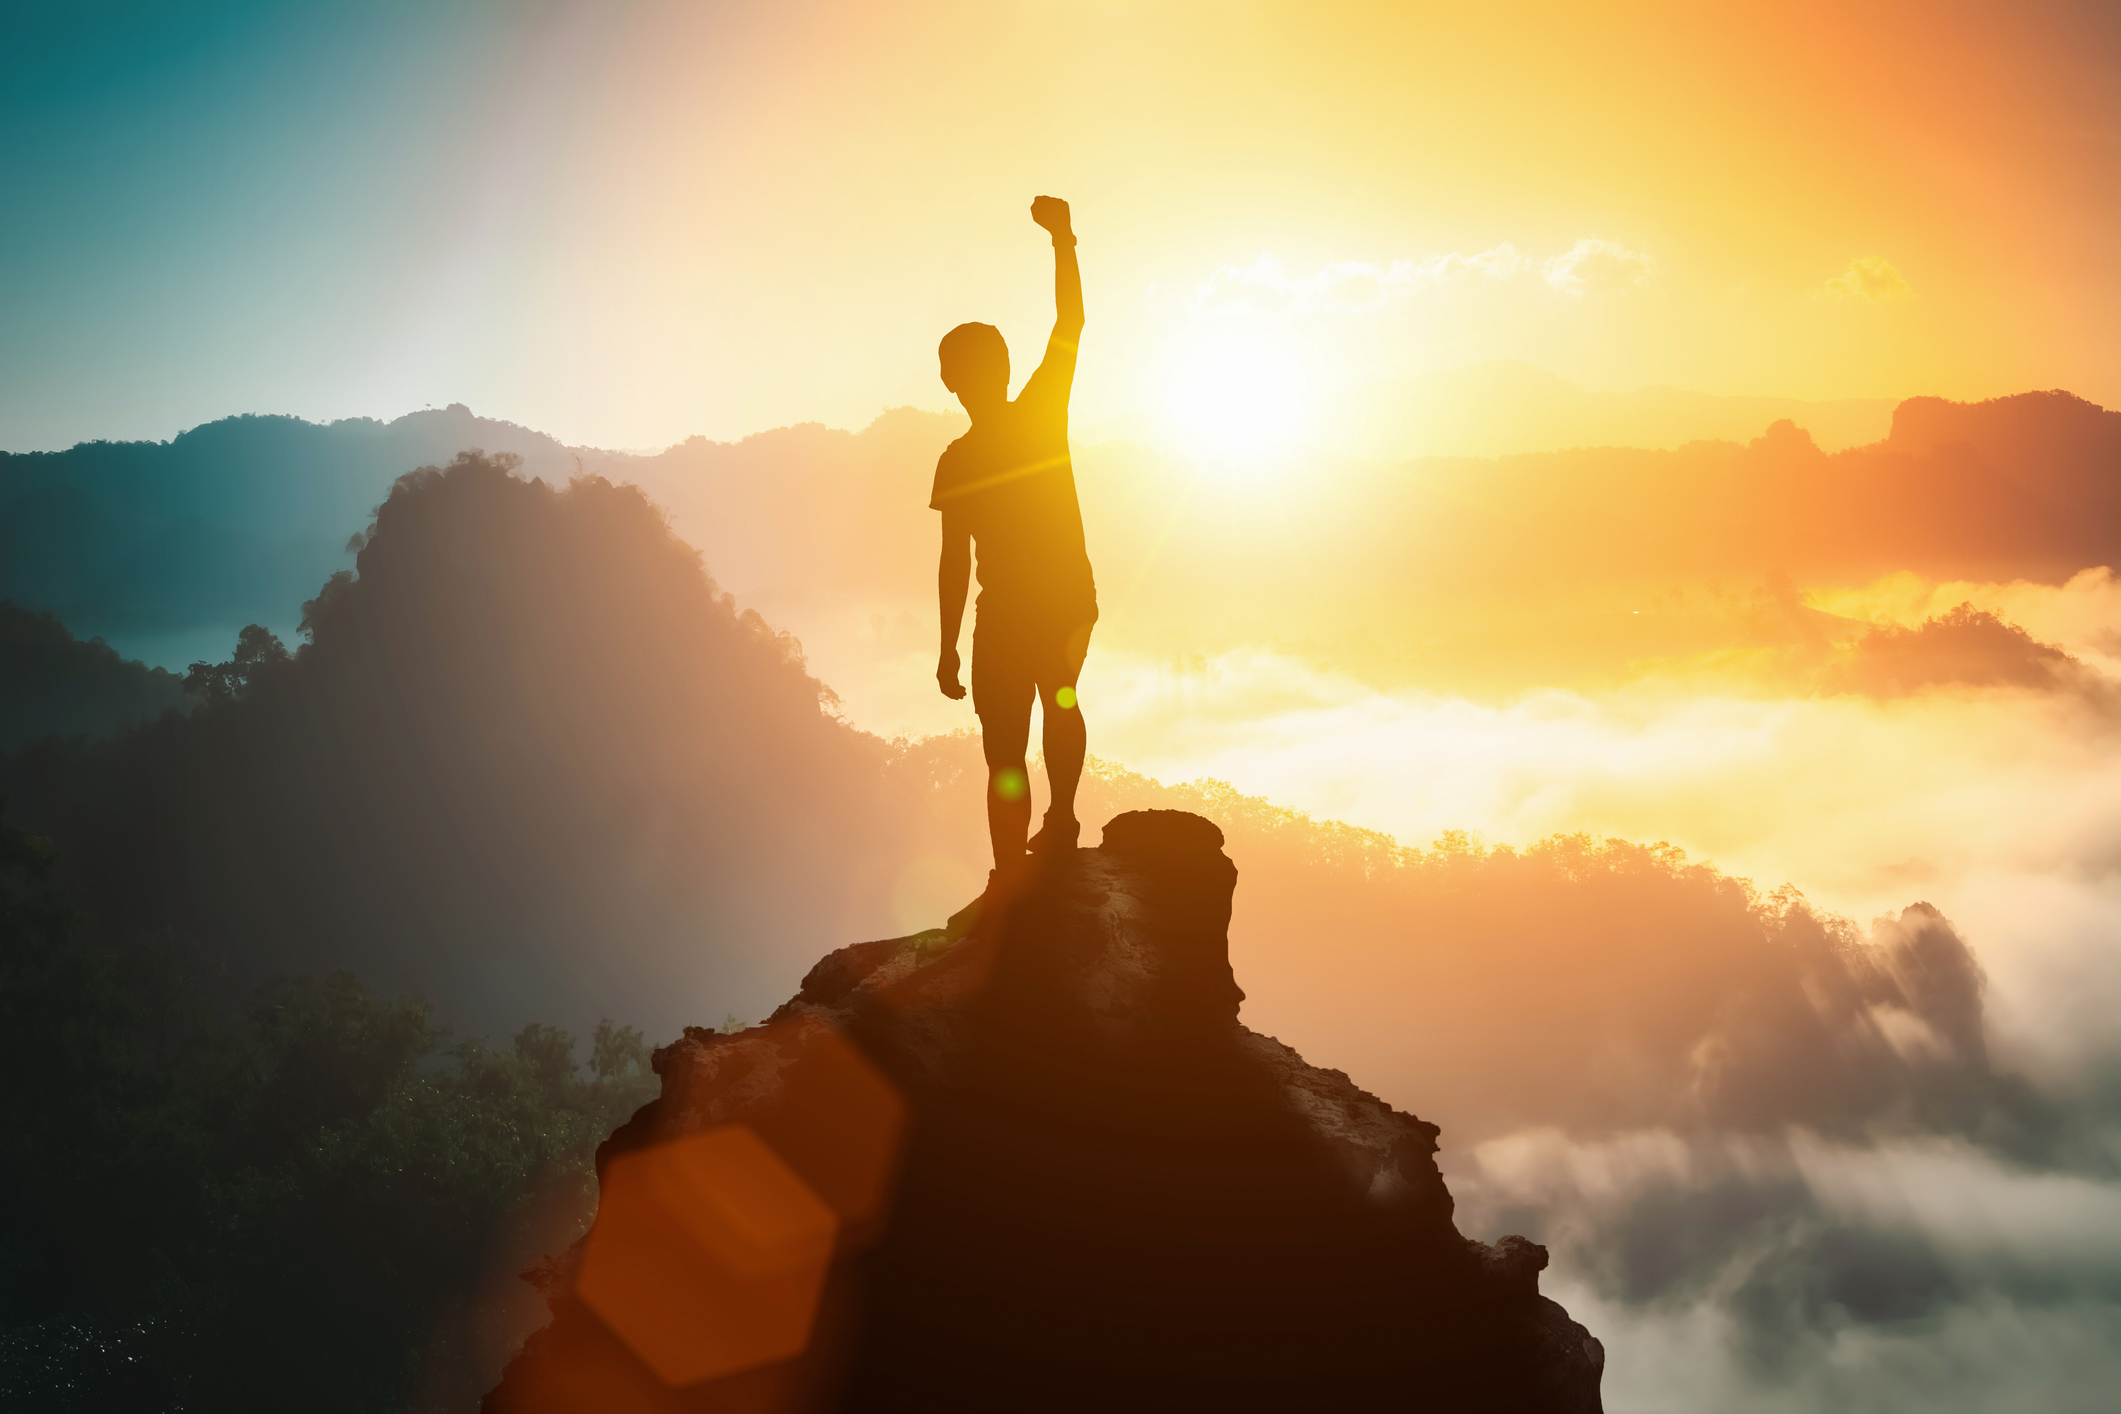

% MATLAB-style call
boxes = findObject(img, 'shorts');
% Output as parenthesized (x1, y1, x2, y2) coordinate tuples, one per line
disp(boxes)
(971, 608, 1096, 743)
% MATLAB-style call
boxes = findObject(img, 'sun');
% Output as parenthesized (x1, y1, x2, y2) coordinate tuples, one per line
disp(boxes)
(1161, 327, 1316, 467)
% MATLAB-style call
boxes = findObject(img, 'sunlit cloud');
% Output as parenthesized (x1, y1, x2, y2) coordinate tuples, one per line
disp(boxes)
(1540, 236, 1658, 296)
(1455, 1128, 2121, 1411)
(1820, 255, 1914, 302)
(1046, 631, 2121, 1077)
(1174, 251, 1511, 315)
(1173, 238, 1657, 315)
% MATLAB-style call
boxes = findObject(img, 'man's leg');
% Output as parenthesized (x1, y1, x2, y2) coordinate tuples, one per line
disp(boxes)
(1034, 619, 1093, 846)
(983, 728, 1033, 866)
(972, 623, 1035, 869)
(1038, 683, 1085, 830)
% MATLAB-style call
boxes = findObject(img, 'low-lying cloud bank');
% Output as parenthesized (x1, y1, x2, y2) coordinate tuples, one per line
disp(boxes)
(1458, 1123, 2121, 1412)
(1021, 731, 2120, 1411)
(1108, 704, 2113, 1409)
(919, 721, 2119, 1411)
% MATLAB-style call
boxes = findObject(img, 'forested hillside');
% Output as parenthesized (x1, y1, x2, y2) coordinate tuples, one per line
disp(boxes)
(0, 604, 192, 748)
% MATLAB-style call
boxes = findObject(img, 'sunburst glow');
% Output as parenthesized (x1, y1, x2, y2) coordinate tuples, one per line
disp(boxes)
(1161, 328, 1315, 465)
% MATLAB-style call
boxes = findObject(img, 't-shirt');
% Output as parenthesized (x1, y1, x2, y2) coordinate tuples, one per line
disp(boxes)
(930, 339, 1098, 628)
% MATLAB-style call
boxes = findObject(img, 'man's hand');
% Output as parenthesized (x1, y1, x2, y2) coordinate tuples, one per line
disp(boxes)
(938, 646, 967, 700)
(1031, 195, 1073, 242)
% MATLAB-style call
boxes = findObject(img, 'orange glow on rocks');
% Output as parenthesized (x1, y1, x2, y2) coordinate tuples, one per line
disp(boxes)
(576, 1125, 837, 1387)
(737, 1022, 907, 1247)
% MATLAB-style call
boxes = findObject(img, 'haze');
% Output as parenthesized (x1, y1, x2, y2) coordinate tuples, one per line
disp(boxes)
(5, 3, 2121, 1411)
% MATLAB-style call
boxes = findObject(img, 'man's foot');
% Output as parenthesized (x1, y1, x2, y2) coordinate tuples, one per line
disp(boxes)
(1026, 813, 1080, 857)
(946, 859, 1039, 940)
(944, 882, 986, 941)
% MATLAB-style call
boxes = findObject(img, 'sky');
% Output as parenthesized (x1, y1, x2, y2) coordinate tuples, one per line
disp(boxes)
(8, 5, 2121, 1408)
(5, 0, 2121, 454)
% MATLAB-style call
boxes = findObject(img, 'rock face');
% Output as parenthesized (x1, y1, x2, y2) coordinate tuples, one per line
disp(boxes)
(487, 810, 1603, 1412)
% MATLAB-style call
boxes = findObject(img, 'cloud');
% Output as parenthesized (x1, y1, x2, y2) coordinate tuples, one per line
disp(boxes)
(1403, 244, 1536, 288)
(1821, 255, 1913, 302)
(1181, 250, 1519, 315)
(1179, 239, 1646, 315)
(1455, 1126, 2121, 1407)
(1541, 237, 1658, 296)
(1041, 715, 2121, 1406)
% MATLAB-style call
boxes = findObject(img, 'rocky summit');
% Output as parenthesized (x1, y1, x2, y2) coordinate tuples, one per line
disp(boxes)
(485, 810, 1603, 1412)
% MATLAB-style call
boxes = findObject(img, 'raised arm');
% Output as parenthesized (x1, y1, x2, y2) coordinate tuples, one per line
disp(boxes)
(1032, 195, 1082, 337)
(1029, 197, 1082, 394)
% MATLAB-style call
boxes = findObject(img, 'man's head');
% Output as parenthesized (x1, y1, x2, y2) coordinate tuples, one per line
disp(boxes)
(939, 322, 1009, 415)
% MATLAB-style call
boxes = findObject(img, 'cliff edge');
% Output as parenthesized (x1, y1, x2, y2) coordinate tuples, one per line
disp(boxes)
(486, 810, 1603, 1411)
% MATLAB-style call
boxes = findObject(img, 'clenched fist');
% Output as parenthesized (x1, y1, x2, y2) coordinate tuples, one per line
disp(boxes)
(1030, 195, 1073, 241)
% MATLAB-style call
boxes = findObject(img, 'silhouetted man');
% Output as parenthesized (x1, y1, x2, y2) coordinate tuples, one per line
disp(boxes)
(934, 196, 1097, 871)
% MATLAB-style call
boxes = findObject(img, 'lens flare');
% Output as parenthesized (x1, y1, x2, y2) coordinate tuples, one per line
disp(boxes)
(575, 1124, 838, 1387)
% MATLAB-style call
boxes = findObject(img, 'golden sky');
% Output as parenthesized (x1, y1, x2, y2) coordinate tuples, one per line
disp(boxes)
(6, 0, 2116, 451)
(497, 0, 2121, 445)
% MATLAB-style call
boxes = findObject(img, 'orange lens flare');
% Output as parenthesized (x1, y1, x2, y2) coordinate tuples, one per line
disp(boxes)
(577, 1125, 838, 1387)
(569, 1020, 907, 1392)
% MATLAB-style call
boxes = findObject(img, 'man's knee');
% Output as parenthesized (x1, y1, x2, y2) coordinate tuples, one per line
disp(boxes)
(1040, 691, 1086, 731)
(1042, 621, 1093, 709)
(979, 712, 1032, 768)
(1065, 620, 1094, 671)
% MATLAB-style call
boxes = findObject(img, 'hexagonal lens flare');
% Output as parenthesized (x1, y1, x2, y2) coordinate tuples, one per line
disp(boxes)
(576, 1124, 838, 1387)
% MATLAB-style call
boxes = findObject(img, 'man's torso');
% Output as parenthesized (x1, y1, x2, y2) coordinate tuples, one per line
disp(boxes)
(931, 395, 1097, 628)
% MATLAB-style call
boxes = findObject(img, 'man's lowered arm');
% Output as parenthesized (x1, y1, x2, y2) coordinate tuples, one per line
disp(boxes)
(937, 512, 970, 700)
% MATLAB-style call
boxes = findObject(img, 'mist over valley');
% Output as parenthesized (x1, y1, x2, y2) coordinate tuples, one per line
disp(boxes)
(6, 387, 2121, 1408)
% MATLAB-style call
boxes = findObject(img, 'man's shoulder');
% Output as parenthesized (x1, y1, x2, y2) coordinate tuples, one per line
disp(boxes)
(932, 429, 983, 509)
(945, 422, 1005, 467)
(935, 429, 967, 471)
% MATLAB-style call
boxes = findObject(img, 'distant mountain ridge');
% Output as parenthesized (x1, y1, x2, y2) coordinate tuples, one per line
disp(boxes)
(0, 404, 588, 668)
(0, 401, 970, 671)
(5, 385, 2113, 690)
(1323, 359, 1899, 459)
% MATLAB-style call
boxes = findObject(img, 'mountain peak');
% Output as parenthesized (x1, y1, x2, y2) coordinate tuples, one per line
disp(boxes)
(487, 810, 1604, 1411)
